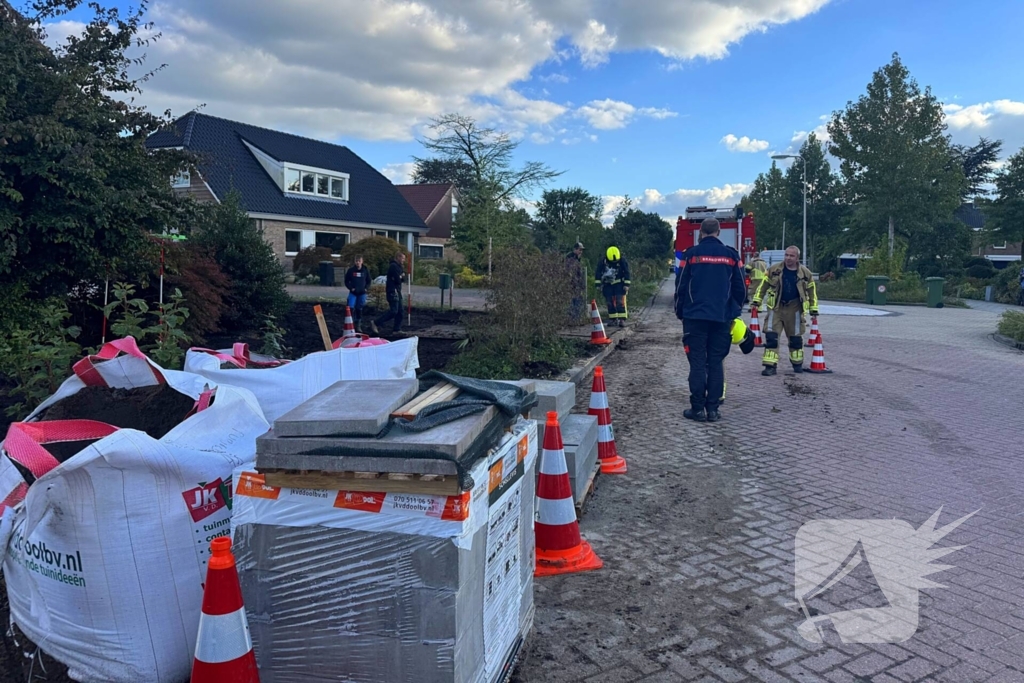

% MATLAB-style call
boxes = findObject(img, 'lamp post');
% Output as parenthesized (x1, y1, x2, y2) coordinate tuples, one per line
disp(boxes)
(772, 154, 807, 267)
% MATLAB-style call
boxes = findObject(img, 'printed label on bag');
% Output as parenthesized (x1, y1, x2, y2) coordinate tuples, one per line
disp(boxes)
(8, 529, 87, 589)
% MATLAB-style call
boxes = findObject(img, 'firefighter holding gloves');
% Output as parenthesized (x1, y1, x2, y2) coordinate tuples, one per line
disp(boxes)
(751, 246, 818, 376)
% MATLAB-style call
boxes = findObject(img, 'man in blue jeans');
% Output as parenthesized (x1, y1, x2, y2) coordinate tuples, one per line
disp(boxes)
(674, 218, 747, 422)
(344, 255, 371, 332)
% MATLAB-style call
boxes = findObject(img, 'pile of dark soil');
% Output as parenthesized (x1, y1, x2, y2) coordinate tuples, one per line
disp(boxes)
(39, 385, 195, 441)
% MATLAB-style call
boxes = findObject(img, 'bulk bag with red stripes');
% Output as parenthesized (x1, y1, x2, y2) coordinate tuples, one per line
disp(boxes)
(0, 337, 270, 683)
(183, 336, 419, 423)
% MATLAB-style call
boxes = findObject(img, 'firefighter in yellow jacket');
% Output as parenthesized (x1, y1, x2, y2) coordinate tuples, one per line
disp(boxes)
(744, 254, 768, 307)
(751, 246, 818, 376)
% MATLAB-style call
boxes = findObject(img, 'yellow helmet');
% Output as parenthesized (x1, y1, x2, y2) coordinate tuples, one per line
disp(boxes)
(606, 246, 620, 261)
(730, 318, 748, 344)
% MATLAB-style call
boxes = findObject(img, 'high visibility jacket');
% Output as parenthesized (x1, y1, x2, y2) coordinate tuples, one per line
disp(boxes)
(595, 257, 631, 287)
(752, 263, 818, 313)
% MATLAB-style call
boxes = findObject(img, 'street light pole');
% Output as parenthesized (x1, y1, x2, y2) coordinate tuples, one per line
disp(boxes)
(771, 154, 808, 267)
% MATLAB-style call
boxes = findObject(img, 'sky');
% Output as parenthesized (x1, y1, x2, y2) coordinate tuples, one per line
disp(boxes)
(36, 0, 1024, 222)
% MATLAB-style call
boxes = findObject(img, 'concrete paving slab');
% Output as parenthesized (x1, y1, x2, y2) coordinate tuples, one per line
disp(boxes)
(273, 379, 418, 437)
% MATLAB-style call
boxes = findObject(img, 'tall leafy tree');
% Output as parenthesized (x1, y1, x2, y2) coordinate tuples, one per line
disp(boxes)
(827, 54, 963, 259)
(608, 209, 672, 261)
(783, 133, 846, 269)
(532, 187, 605, 253)
(742, 163, 790, 251)
(0, 0, 193, 320)
(411, 158, 476, 194)
(989, 147, 1024, 245)
(951, 137, 1003, 201)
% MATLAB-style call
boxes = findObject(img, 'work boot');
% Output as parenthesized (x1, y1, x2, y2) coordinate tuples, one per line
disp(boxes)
(762, 366, 777, 376)
(792, 364, 803, 374)
(684, 408, 706, 422)
(706, 410, 721, 423)
(369, 321, 380, 335)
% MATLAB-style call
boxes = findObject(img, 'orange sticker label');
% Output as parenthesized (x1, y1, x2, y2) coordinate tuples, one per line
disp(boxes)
(488, 461, 504, 494)
(441, 492, 471, 522)
(235, 472, 280, 500)
(333, 490, 386, 513)
(517, 436, 529, 464)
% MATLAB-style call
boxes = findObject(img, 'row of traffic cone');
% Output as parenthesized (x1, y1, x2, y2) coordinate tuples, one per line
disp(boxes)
(535, 365, 627, 576)
(748, 308, 831, 372)
(189, 362, 631, 682)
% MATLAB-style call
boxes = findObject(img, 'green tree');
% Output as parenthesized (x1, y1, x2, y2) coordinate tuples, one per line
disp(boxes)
(827, 54, 963, 260)
(607, 209, 672, 261)
(783, 133, 846, 270)
(951, 137, 1003, 201)
(0, 0, 193, 325)
(414, 114, 562, 272)
(191, 192, 289, 331)
(532, 187, 605, 254)
(742, 163, 789, 251)
(989, 147, 1024, 244)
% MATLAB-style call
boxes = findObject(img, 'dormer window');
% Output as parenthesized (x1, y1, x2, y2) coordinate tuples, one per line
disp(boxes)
(283, 164, 349, 201)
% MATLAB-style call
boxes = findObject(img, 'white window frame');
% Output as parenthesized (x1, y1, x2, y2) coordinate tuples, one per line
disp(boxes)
(993, 242, 1007, 250)
(451, 195, 459, 219)
(171, 171, 191, 189)
(282, 162, 349, 201)
(284, 229, 304, 256)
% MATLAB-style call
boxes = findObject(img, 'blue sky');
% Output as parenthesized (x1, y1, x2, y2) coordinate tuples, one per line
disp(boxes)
(40, 0, 1024, 218)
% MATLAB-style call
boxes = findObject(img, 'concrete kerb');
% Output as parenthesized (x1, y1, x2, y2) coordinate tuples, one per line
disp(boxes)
(992, 333, 1024, 351)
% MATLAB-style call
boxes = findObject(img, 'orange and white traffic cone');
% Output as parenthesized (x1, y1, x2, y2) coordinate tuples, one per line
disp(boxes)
(536, 411, 603, 578)
(750, 307, 763, 347)
(191, 537, 260, 683)
(806, 317, 832, 374)
(588, 366, 627, 474)
(589, 300, 612, 345)
(338, 306, 368, 348)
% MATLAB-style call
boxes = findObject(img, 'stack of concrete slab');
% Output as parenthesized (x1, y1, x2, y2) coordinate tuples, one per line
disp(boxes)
(560, 414, 599, 504)
(232, 380, 538, 682)
(526, 380, 575, 448)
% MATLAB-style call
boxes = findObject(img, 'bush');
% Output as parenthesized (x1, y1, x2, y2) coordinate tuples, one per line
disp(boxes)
(413, 262, 442, 286)
(992, 264, 1023, 303)
(964, 256, 993, 270)
(163, 242, 231, 343)
(337, 237, 408, 278)
(998, 311, 1024, 342)
(966, 264, 997, 279)
(455, 266, 486, 288)
(292, 246, 334, 277)
(192, 192, 290, 332)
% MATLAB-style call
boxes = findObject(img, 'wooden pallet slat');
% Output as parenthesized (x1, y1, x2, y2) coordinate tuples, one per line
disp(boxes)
(391, 382, 463, 420)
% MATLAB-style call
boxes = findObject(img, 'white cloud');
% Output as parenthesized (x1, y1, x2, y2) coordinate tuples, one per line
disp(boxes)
(576, 99, 678, 130)
(530, 132, 554, 144)
(721, 134, 769, 153)
(539, 73, 570, 84)
(381, 162, 416, 184)
(944, 100, 1024, 130)
(42, 0, 831, 143)
(600, 184, 752, 224)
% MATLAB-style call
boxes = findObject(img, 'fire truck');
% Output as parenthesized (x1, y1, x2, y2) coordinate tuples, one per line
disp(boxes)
(674, 206, 758, 271)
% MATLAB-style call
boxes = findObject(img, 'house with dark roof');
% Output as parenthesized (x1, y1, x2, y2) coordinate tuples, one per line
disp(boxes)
(146, 112, 428, 264)
(395, 183, 461, 262)
(956, 201, 1022, 269)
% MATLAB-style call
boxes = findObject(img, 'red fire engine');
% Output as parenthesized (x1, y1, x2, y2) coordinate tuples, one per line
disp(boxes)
(674, 206, 758, 270)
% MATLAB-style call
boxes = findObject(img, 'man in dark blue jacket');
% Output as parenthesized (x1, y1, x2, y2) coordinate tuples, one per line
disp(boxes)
(674, 218, 747, 422)
(371, 252, 407, 335)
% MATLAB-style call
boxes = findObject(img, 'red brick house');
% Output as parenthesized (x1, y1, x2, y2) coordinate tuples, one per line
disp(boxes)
(956, 202, 1022, 269)
(395, 183, 461, 262)
(148, 113, 428, 267)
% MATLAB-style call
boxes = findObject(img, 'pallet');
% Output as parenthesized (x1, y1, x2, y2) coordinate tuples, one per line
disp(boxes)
(574, 460, 601, 516)
(261, 468, 463, 495)
(391, 382, 462, 420)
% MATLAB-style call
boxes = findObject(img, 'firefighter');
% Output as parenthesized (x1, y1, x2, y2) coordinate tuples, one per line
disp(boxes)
(751, 246, 818, 376)
(596, 246, 631, 327)
(745, 253, 768, 306)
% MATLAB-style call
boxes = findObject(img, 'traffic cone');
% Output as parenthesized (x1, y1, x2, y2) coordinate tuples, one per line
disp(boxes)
(337, 306, 368, 348)
(806, 318, 832, 374)
(191, 537, 260, 683)
(750, 307, 763, 347)
(588, 366, 627, 474)
(535, 411, 603, 578)
(588, 300, 612, 345)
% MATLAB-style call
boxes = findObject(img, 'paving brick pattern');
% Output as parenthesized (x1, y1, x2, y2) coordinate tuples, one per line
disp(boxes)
(515, 280, 1024, 682)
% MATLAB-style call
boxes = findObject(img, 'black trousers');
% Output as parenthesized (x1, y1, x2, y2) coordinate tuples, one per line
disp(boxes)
(682, 318, 732, 411)
(375, 293, 403, 332)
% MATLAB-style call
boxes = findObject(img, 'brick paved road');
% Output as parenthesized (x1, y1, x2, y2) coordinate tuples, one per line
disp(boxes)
(517, 278, 1024, 683)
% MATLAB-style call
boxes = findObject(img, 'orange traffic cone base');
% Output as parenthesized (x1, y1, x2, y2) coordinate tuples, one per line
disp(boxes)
(599, 455, 627, 474)
(535, 540, 603, 577)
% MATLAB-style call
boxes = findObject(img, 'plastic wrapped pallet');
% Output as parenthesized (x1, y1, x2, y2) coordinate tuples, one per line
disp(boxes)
(230, 419, 538, 683)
